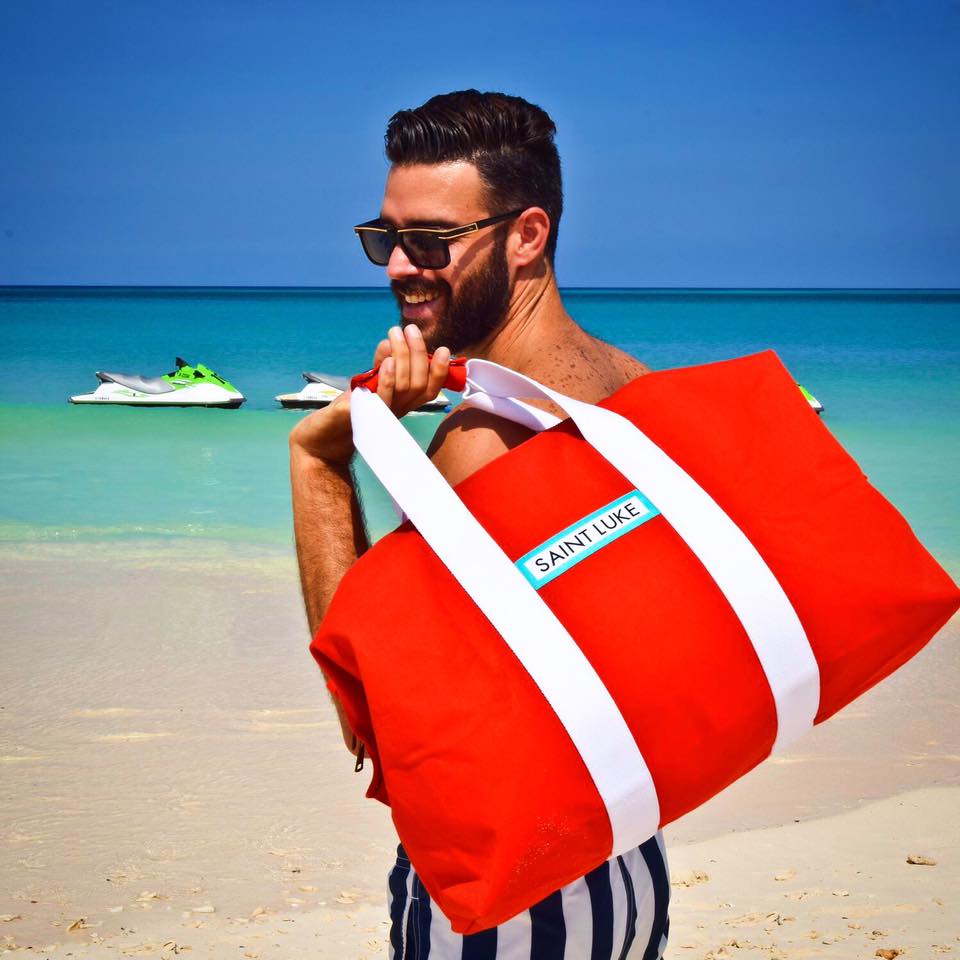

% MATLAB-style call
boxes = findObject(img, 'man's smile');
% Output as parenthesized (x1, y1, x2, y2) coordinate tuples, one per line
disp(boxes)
(401, 289, 440, 304)
(393, 281, 448, 329)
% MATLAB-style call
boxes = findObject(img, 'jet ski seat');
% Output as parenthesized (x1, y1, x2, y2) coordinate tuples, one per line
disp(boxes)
(96, 371, 175, 394)
(302, 372, 350, 390)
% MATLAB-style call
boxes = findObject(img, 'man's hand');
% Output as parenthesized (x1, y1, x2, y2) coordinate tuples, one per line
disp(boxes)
(367, 324, 452, 422)
(288, 390, 355, 465)
(289, 325, 451, 465)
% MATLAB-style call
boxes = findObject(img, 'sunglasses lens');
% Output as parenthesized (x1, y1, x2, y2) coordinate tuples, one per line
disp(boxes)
(402, 232, 449, 269)
(358, 229, 394, 266)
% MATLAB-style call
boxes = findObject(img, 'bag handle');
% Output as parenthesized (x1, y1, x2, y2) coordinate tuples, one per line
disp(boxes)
(351, 353, 562, 433)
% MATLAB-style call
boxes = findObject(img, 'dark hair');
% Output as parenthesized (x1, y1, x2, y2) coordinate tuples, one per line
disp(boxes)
(385, 90, 563, 264)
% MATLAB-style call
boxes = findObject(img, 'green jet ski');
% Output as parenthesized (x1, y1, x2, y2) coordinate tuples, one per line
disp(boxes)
(70, 358, 245, 408)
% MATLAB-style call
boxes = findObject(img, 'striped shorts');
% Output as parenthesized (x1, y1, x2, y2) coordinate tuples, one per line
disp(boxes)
(387, 833, 670, 960)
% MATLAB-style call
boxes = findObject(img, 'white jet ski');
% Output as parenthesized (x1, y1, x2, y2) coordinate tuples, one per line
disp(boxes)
(69, 358, 245, 408)
(276, 371, 450, 412)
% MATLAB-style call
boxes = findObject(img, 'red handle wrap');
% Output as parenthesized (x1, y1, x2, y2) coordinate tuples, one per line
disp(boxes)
(351, 355, 468, 393)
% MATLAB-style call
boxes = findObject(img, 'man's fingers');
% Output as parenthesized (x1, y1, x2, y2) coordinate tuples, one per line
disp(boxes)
(426, 346, 451, 397)
(372, 327, 444, 417)
(377, 356, 396, 407)
(373, 338, 391, 367)
(388, 326, 409, 392)
(405, 324, 429, 394)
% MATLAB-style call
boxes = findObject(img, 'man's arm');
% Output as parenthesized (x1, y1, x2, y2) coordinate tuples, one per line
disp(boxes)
(290, 407, 367, 636)
(289, 394, 369, 752)
(289, 325, 451, 753)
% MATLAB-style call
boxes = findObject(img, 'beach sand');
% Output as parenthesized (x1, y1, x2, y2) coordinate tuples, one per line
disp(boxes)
(2, 542, 957, 958)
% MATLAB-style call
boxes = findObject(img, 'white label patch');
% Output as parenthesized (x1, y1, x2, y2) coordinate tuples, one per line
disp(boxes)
(516, 490, 660, 589)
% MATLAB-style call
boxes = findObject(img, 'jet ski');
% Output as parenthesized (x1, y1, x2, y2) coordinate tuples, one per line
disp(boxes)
(276, 371, 450, 412)
(797, 383, 824, 414)
(69, 358, 245, 408)
(275, 372, 349, 409)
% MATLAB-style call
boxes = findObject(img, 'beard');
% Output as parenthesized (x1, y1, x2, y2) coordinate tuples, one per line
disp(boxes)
(391, 232, 512, 353)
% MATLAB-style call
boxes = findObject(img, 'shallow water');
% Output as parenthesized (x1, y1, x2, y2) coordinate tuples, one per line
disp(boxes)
(1, 286, 956, 570)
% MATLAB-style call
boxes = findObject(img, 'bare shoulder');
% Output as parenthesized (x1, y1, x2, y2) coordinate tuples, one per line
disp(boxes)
(605, 342, 651, 382)
(427, 406, 535, 488)
(424, 334, 647, 488)
(525, 336, 650, 402)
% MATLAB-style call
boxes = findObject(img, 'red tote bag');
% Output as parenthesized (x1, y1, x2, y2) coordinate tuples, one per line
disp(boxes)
(311, 351, 959, 935)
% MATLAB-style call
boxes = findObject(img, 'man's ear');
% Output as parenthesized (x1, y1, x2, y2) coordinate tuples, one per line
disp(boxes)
(509, 207, 550, 267)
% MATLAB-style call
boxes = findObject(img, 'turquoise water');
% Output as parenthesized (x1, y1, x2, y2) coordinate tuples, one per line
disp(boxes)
(1, 287, 957, 572)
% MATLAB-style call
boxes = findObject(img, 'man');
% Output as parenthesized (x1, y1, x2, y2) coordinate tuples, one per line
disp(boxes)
(290, 90, 669, 959)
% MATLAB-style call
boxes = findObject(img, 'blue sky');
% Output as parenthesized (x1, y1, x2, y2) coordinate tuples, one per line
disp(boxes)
(1, 0, 958, 287)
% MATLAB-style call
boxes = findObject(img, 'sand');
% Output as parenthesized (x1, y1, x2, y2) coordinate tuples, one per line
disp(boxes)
(2, 541, 958, 958)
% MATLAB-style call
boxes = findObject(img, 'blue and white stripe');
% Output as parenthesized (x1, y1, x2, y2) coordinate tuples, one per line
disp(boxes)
(387, 833, 669, 960)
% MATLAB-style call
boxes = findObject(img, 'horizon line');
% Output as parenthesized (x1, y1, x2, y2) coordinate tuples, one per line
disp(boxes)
(2, 284, 959, 293)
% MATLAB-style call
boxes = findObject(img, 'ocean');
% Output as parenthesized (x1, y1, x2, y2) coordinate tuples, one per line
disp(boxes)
(0, 287, 957, 573)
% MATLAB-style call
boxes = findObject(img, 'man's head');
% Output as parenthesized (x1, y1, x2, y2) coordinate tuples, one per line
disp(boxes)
(385, 90, 562, 265)
(360, 90, 563, 352)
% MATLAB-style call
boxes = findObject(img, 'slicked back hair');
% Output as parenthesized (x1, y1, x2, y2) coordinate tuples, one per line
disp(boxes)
(385, 90, 563, 265)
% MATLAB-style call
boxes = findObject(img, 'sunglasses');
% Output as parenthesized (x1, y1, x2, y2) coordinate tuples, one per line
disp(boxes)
(353, 208, 526, 269)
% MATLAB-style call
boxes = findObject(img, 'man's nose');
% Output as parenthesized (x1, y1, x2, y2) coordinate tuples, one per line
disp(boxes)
(386, 242, 420, 280)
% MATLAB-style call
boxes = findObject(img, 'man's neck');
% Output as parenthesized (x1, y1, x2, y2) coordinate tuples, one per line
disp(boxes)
(467, 262, 580, 372)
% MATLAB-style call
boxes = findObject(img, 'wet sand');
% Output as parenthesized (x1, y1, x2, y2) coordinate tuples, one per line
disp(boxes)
(2, 541, 957, 958)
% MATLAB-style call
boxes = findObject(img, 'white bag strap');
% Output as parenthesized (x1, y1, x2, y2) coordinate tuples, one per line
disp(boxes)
(460, 391, 562, 432)
(460, 359, 820, 753)
(351, 386, 661, 854)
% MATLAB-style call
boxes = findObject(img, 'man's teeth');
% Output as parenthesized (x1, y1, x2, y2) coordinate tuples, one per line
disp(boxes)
(403, 290, 439, 304)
